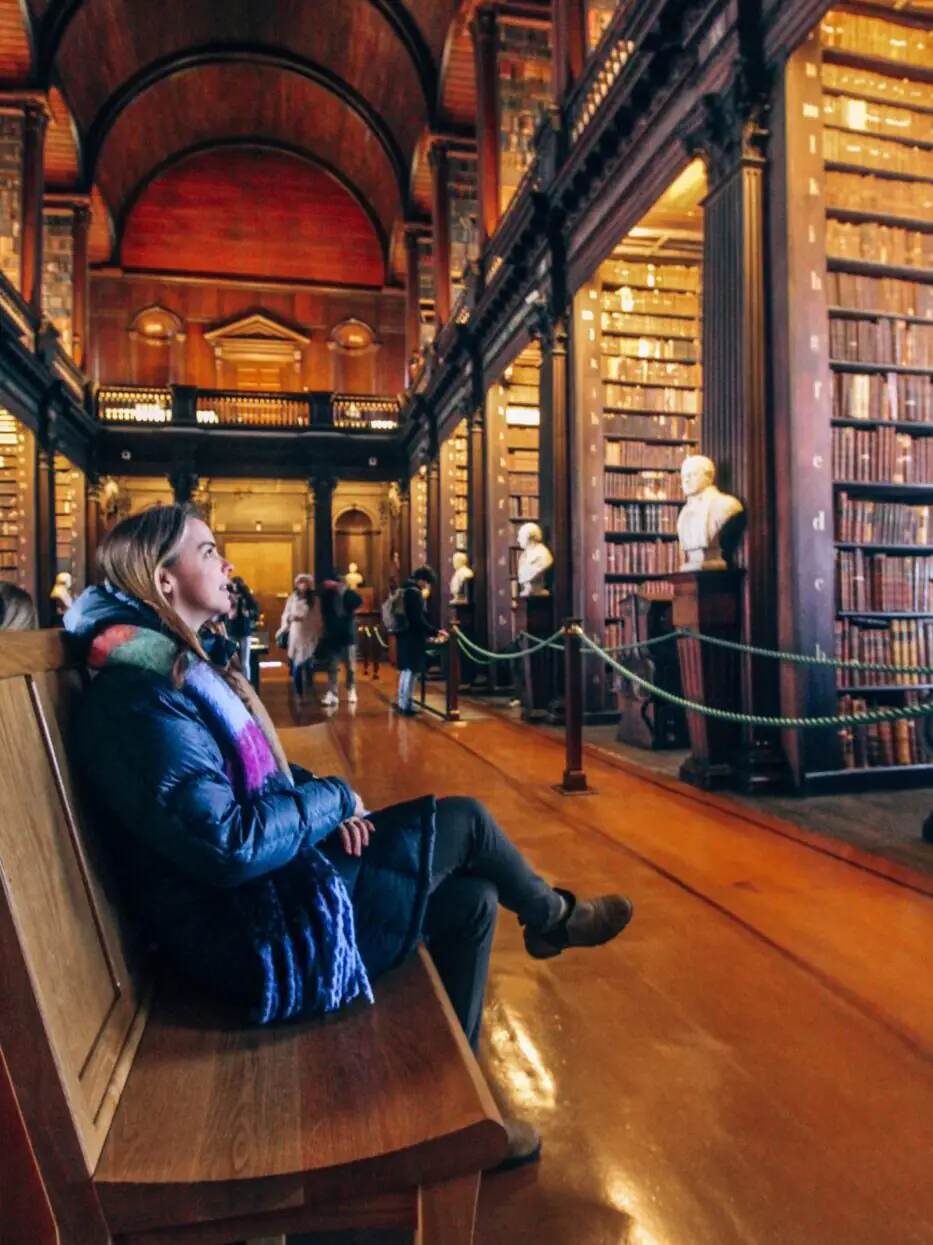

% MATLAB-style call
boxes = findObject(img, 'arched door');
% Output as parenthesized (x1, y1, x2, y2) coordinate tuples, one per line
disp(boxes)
(334, 507, 379, 601)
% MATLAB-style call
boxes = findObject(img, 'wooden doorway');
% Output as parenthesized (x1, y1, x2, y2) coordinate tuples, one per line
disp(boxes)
(222, 537, 296, 636)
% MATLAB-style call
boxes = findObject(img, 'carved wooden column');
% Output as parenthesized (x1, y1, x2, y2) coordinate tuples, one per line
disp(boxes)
(537, 310, 570, 625)
(396, 478, 412, 582)
(404, 227, 422, 380)
(311, 472, 336, 581)
(467, 400, 489, 657)
(429, 142, 452, 329)
(71, 204, 90, 370)
(552, 0, 586, 101)
(20, 101, 48, 318)
(694, 91, 788, 791)
(84, 476, 102, 583)
(426, 450, 442, 628)
(35, 399, 58, 627)
(168, 467, 198, 505)
(472, 5, 500, 249)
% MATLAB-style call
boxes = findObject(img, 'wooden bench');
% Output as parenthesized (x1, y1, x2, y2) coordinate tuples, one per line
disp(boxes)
(0, 633, 506, 1245)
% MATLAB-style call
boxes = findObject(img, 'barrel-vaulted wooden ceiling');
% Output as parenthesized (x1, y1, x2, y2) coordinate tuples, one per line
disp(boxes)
(0, 0, 500, 284)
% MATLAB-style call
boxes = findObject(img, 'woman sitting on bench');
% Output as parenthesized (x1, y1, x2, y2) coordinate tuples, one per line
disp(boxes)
(65, 504, 634, 1171)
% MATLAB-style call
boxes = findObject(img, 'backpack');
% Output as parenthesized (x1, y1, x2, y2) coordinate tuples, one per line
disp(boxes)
(381, 587, 409, 635)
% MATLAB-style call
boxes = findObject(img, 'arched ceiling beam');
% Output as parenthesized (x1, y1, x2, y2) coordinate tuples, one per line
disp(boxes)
(114, 138, 389, 272)
(80, 46, 410, 209)
(35, 0, 438, 119)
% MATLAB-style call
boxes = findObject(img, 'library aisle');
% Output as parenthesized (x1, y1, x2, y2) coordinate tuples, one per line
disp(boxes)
(272, 673, 933, 1245)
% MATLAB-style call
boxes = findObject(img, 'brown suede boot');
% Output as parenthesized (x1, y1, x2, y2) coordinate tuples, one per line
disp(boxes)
(485, 1116, 542, 1173)
(523, 889, 633, 960)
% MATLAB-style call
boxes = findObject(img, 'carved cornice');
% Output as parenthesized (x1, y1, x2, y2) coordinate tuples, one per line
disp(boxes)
(682, 66, 771, 188)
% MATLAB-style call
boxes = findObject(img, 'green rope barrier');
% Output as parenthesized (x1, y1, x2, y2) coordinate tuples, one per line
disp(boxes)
(525, 630, 686, 656)
(456, 627, 564, 663)
(579, 633, 933, 730)
(373, 630, 389, 650)
(681, 627, 933, 676)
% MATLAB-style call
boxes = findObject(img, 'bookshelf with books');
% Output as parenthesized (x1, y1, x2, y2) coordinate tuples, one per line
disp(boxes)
(417, 236, 435, 352)
(53, 452, 85, 590)
(818, 8, 933, 781)
(497, 20, 552, 217)
(411, 465, 428, 572)
(484, 345, 541, 652)
(448, 155, 479, 305)
(0, 409, 34, 594)
(439, 418, 469, 606)
(583, 163, 705, 654)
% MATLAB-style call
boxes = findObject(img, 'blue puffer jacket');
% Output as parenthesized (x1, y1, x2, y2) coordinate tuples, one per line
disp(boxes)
(64, 587, 436, 1022)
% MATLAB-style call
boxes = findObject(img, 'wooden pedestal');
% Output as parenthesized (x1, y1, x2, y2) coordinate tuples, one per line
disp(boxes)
(672, 570, 744, 790)
(514, 595, 555, 722)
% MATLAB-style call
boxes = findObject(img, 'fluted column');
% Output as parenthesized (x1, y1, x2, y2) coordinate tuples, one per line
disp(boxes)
(404, 226, 422, 378)
(552, 0, 586, 101)
(311, 472, 337, 581)
(429, 142, 452, 329)
(21, 101, 48, 316)
(471, 6, 500, 248)
(71, 204, 90, 370)
(426, 451, 442, 627)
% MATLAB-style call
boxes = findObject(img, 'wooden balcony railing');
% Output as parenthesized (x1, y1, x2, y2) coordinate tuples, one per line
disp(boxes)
(94, 386, 404, 431)
(195, 391, 310, 428)
(97, 386, 173, 423)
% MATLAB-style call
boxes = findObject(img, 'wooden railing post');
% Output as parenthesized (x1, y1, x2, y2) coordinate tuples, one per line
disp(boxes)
(446, 627, 461, 722)
(558, 619, 592, 794)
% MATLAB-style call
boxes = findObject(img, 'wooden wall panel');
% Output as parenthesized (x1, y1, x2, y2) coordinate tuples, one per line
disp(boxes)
(122, 149, 384, 287)
(44, 88, 80, 189)
(0, 0, 31, 80)
(89, 272, 407, 393)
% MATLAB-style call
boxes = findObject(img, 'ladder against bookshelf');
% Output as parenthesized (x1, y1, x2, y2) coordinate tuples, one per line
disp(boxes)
(818, 8, 933, 783)
(0, 410, 34, 593)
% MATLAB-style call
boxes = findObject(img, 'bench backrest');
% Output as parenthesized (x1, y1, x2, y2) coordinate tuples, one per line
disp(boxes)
(0, 632, 150, 1192)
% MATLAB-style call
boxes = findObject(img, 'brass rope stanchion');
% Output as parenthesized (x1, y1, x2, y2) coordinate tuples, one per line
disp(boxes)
(447, 624, 461, 722)
(557, 620, 595, 796)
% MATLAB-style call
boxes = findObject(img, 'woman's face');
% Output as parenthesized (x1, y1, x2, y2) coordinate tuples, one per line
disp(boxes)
(158, 518, 233, 629)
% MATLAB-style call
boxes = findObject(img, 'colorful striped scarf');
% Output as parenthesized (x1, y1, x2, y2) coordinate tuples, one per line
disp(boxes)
(88, 622, 373, 1022)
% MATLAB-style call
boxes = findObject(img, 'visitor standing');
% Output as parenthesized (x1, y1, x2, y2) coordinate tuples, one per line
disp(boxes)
(278, 573, 321, 696)
(226, 575, 260, 682)
(390, 565, 446, 716)
(316, 576, 363, 707)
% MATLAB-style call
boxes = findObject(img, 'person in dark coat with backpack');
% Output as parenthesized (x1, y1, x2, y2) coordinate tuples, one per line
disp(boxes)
(392, 564, 447, 715)
(64, 505, 636, 1172)
(315, 576, 363, 707)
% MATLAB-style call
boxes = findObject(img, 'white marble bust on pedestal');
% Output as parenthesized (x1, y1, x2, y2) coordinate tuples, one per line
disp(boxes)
(516, 522, 554, 597)
(677, 455, 744, 572)
(344, 562, 363, 591)
(450, 551, 474, 603)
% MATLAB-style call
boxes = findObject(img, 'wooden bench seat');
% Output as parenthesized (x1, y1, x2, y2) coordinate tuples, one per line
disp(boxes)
(0, 633, 506, 1245)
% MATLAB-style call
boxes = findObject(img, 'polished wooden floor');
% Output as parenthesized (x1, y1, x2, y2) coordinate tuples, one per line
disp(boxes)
(266, 667, 933, 1245)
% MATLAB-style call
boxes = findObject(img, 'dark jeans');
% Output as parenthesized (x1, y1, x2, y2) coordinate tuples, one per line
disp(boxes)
(423, 796, 562, 1049)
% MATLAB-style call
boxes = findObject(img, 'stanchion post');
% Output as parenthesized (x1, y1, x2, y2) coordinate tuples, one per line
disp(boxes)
(447, 627, 461, 722)
(557, 619, 593, 795)
(372, 629, 381, 680)
(361, 627, 371, 676)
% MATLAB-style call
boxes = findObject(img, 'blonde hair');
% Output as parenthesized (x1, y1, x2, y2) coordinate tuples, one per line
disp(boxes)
(0, 582, 37, 630)
(98, 503, 217, 685)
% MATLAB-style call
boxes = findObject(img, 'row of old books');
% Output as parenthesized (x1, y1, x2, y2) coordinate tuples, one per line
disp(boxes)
(605, 540, 680, 575)
(601, 311, 700, 339)
(826, 170, 933, 219)
(604, 472, 684, 501)
(832, 424, 933, 482)
(822, 62, 932, 114)
(605, 441, 688, 468)
(824, 127, 933, 180)
(833, 371, 933, 423)
(601, 288, 698, 318)
(836, 493, 932, 544)
(836, 549, 933, 611)
(828, 272, 933, 317)
(508, 472, 538, 496)
(603, 383, 700, 415)
(509, 494, 538, 519)
(605, 502, 679, 533)
(602, 260, 700, 292)
(508, 449, 538, 472)
(823, 97, 933, 146)
(838, 698, 926, 770)
(835, 616, 933, 686)
(601, 357, 701, 386)
(820, 12, 932, 69)
(602, 412, 696, 441)
(606, 582, 673, 616)
(829, 316, 933, 366)
(827, 220, 933, 269)
(600, 334, 696, 362)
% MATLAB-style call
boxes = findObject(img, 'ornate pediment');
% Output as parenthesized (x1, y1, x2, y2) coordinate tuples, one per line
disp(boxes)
(204, 312, 310, 365)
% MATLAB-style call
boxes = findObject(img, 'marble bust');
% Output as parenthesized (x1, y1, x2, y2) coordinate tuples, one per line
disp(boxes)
(677, 455, 744, 572)
(516, 522, 554, 597)
(344, 562, 363, 591)
(450, 551, 474, 604)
